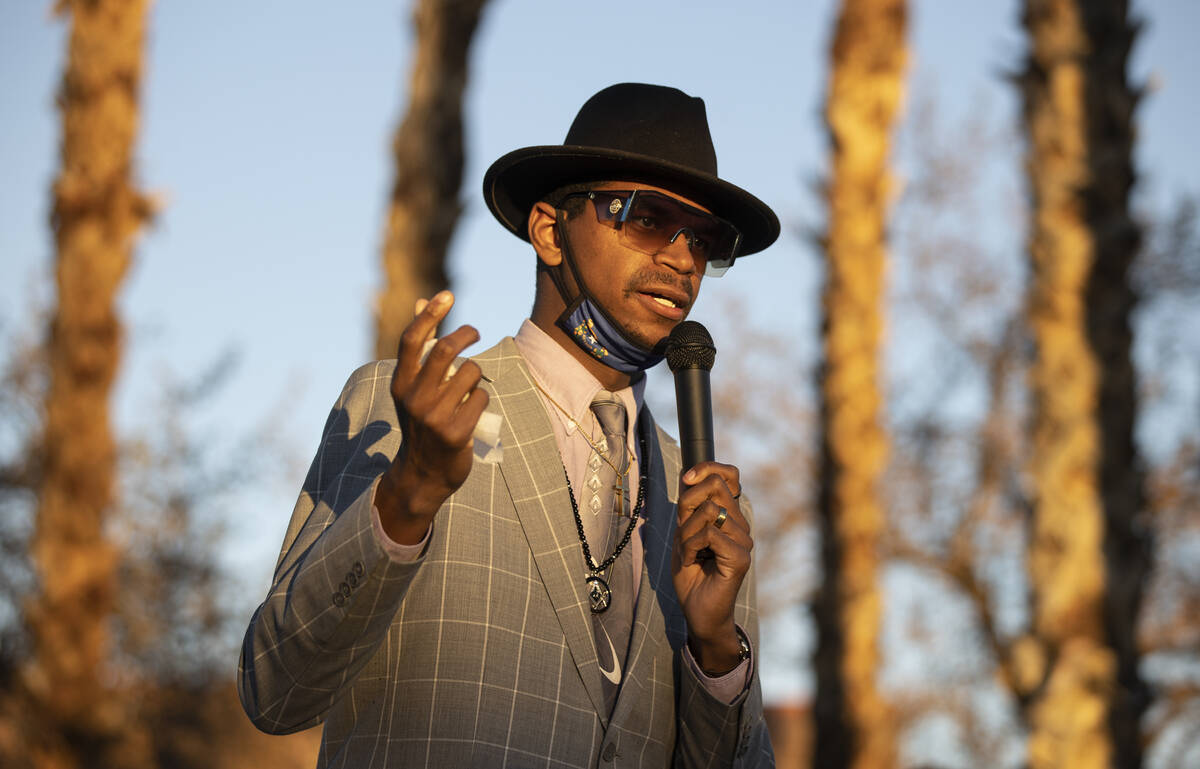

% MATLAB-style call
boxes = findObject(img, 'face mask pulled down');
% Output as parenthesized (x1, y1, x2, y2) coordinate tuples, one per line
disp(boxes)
(551, 222, 667, 374)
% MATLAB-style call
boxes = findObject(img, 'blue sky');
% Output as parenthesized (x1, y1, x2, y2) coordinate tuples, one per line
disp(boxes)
(2, 0, 1197, 707)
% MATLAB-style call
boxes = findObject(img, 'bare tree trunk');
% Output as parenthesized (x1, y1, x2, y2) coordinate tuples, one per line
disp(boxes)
(374, 0, 489, 360)
(1077, 4, 1151, 766)
(25, 0, 153, 764)
(812, 2, 907, 768)
(1017, 0, 1146, 766)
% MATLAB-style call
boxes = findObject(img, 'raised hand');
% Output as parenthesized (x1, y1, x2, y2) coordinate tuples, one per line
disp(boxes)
(671, 461, 752, 675)
(374, 291, 490, 544)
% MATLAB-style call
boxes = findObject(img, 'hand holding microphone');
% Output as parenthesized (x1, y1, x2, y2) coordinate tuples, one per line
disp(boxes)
(666, 322, 754, 671)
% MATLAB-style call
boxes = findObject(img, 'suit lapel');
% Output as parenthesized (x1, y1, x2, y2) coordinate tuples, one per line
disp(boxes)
(612, 410, 687, 727)
(638, 413, 686, 649)
(475, 339, 607, 720)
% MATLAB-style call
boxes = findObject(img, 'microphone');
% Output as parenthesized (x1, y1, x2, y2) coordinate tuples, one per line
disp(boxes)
(665, 320, 716, 475)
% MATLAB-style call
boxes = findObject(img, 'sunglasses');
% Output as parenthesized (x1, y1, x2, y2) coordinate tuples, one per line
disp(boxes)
(557, 189, 743, 276)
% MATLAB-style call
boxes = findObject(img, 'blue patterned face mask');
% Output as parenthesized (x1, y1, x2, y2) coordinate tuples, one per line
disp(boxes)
(557, 292, 665, 374)
(549, 212, 666, 374)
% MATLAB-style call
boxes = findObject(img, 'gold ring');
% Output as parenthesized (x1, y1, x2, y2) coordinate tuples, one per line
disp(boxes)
(714, 506, 728, 529)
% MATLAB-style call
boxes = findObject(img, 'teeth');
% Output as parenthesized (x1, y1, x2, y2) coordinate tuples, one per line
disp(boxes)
(652, 296, 677, 308)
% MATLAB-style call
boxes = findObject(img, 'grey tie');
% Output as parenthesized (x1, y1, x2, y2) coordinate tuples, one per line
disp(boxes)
(588, 391, 634, 716)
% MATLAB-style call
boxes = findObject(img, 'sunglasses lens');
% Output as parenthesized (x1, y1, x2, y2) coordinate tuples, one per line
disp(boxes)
(582, 190, 742, 274)
(624, 192, 739, 267)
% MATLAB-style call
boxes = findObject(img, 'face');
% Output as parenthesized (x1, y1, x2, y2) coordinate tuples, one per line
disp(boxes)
(558, 181, 709, 349)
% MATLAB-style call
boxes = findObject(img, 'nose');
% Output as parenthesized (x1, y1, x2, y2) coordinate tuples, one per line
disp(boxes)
(656, 228, 702, 275)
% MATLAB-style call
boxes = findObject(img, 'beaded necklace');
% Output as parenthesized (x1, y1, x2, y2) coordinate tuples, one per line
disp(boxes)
(563, 440, 646, 614)
(529, 377, 646, 614)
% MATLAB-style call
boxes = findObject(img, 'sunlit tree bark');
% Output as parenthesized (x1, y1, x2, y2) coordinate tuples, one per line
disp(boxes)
(1017, 0, 1146, 766)
(1077, 4, 1150, 766)
(374, 0, 489, 359)
(811, 1, 907, 768)
(24, 0, 154, 764)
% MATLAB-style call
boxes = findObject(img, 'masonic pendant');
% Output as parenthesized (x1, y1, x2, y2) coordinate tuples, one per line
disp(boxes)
(586, 573, 612, 613)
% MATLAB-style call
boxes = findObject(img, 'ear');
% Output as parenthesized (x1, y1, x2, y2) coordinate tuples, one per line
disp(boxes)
(528, 201, 563, 267)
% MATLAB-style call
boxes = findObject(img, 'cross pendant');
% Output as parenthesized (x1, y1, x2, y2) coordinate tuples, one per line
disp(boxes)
(613, 473, 628, 517)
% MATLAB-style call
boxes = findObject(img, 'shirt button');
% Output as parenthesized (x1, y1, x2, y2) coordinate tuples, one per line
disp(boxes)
(601, 743, 616, 762)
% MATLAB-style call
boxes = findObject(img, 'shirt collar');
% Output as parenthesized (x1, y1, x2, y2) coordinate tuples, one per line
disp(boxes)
(514, 319, 645, 434)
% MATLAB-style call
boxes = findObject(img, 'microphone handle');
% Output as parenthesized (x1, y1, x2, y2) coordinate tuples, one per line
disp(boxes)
(674, 367, 714, 473)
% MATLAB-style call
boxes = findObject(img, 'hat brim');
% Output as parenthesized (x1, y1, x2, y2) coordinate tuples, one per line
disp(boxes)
(483, 145, 781, 258)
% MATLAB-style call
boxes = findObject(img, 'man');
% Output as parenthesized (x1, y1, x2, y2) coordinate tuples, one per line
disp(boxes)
(239, 83, 780, 768)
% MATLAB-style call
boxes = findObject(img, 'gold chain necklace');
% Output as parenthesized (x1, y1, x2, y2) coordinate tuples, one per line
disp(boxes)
(531, 376, 647, 614)
(530, 377, 635, 479)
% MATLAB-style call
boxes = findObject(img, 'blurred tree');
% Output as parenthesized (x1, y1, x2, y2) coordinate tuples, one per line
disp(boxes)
(881, 88, 1032, 768)
(882, 102, 1200, 763)
(745, 86, 1197, 768)
(374, 0, 490, 359)
(811, 1, 907, 768)
(0, 319, 48, 681)
(22, 0, 155, 765)
(1015, 0, 1147, 767)
(0, 319, 315, 767)
(1128, 195, 1200, 765)
(105, 355, 315, 767)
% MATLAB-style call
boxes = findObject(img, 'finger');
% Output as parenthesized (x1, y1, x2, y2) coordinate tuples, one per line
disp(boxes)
(423, 386, 490, 451)
(422, 359, 485, 426)
(442, 387, 491, 448)
(678, 474, 749, 535)
(676, 498, 719, 541)
(677, 500, 749, 543)
(395, 290, 455, 385)
(678, 473, 741, 512)
(681, 515, 753, 558)
(414, 297, 429, 318)
(719, 498, 750, 535)
(676, 525, 752, 571)
(678, 499, 750, 544)
(406, 379, 489, 454)
(685, 532, 752, 574)
(408, 324, 481, 401)
(681, 460, 740, 496)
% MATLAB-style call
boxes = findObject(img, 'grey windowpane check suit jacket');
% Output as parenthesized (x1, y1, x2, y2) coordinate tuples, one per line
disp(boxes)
(238, 338, 774, 768)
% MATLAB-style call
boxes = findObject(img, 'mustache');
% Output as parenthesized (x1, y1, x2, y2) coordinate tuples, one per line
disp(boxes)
(623, 269, 695, 304)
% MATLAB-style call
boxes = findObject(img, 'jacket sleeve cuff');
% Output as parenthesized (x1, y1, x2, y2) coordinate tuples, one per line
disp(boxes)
(682, 627, 753, 705)
(371, 499, 433, 562)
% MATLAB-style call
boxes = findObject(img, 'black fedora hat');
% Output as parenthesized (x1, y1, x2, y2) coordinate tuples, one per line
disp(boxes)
(483, 83, 780, 259)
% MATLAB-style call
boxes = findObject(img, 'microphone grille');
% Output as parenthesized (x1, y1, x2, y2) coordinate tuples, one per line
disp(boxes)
(665, 321, 716, 372)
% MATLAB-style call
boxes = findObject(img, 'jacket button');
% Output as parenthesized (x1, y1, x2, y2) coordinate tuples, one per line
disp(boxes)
(601, 743, 616, 762)
(332, 592, 345, 607)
